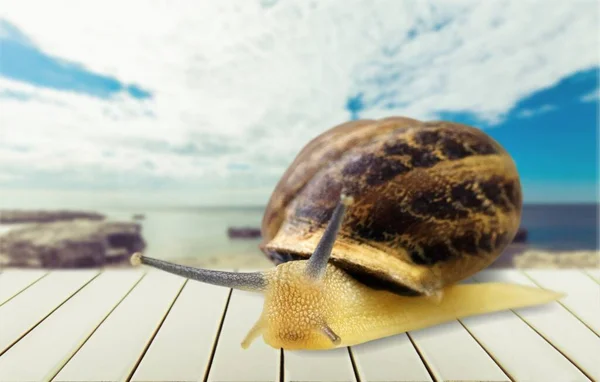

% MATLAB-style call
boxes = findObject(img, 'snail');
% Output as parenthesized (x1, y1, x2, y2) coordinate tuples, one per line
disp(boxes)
(130, 117, 561, 350)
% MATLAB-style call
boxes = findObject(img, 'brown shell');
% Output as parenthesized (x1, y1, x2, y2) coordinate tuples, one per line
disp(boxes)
(260, 117, 522, 296)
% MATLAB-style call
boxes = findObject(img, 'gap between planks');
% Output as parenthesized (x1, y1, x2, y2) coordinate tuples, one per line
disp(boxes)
(49, 272, 148, 381)
(523, 269, 600, 337)
(202, 288, 234, 382)
(206, 270, 281, 382)
(455, 319, 515, 381)
(582, 268, 600, 284)
(2, 268, 598, 382)
(125, 277, 189, 381)
(52, 270, 188, 381)
(468, 269, 598, 382)
(510, 270, 598, 381)
(132, 268, 598, 382)
(0, 270, 49, 308)
(405, 333, 438, 382)
(507, 310, 596, 382)
(0, 271, 101, 358)
(346, 348, 361, 382)
(200, 268, 246, 382)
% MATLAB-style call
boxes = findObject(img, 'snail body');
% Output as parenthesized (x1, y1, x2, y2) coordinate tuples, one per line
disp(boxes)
(131, 117, 561, 351)
(245, 259, 559, 350)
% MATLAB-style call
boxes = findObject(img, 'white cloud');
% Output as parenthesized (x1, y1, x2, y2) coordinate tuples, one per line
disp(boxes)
(517, 104, 558, 119)
(0, 0, 598, 204)
(580, 88, 599, 102)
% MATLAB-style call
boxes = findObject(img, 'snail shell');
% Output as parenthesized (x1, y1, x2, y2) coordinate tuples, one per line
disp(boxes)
(261, 117, 522, 296)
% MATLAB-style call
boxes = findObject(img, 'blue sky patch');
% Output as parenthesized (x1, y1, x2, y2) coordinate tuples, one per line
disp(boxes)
(346, 67, 599, 202)
(345, 93, 365, 120)
(437, 67, 599, 202)
(0, 19, 152, 100)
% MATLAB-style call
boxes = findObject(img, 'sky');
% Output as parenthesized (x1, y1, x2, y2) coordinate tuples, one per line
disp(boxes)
(0, 0, 598, 208)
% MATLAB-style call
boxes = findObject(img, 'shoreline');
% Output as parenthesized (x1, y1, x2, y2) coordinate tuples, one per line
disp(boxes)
(105, 246, 599, 271)
(1, 220, 597, 271)
(1, 248, 597, 271)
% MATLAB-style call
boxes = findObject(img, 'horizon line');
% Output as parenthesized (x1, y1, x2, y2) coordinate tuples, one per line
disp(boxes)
(3, 201, 598, 213)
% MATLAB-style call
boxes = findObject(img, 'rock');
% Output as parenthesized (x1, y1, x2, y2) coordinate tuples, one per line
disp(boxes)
(0, 210, 105, 224)
(132, 214, 145, 221)
(513, 249, 600, 269)
(487, 243, 528, 268)
(0, 220, 145, 268)
(227, 227, 262, 239)
(513, 228, 528, 243)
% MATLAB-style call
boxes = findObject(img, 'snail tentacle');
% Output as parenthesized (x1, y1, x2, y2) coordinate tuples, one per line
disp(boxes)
(241, 317, 267, 349)
(305, 194, 354, 281)
(320, 323, 341, 345)
(130, 253, 267, 292)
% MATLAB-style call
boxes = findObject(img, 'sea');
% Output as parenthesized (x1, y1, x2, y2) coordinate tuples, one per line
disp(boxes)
(1, 204, 598, 261)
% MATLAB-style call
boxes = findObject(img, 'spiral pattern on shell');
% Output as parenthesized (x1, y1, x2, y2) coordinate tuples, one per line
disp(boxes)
(260, 117, 522, 296)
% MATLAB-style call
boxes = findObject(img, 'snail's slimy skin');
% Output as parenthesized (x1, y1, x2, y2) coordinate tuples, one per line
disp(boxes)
(130, 251, 562, 351)
(246, 260, 562, 350)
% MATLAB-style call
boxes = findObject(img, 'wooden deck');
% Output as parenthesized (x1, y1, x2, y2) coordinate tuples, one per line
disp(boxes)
(0, 268, 598, 382)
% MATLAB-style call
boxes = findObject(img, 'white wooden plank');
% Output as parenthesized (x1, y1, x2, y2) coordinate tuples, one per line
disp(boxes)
(583, 268, 600, 283)
(207, 289, 279, 382)
(398, 277, 510, 382)
(131, 277, 231, 382)
(351, 334, 432, 382)
(474, 270, 600, 381)
(0, 270, 144, 382)
(54, 270, 186, 382)
(0, 269, 47, 306)
(409, 321, 510, 382)
(0, 270, 98, 354)
(284, 348, 356, 382)
(461, 313, 590, 382)
(525, 269, 600, 336)
(459, 272, 590, 382)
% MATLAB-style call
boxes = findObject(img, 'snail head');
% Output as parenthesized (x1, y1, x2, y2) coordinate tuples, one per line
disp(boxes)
(131, 194, 355, 350)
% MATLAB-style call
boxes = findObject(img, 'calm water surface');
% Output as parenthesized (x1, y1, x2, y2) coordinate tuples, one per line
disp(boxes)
(102, 204, 598, 259)
(1, 204, 597, 260)
(518, 204, 598, 251)
(101, 207, 265, 260)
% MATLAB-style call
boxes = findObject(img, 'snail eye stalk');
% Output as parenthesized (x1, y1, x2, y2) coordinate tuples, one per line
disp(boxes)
(304, 194, 354, 281)
(320, 323, 341, 345)
(130, 253, 267, 292)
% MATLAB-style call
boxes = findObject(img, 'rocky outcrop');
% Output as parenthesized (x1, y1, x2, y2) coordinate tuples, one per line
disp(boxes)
(513, 228, 528, 243)
(227, 227, 262, 239)
(513, 249, 600, 268)
(0, 220, 145, 268)
(0, 210, 105, 224)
